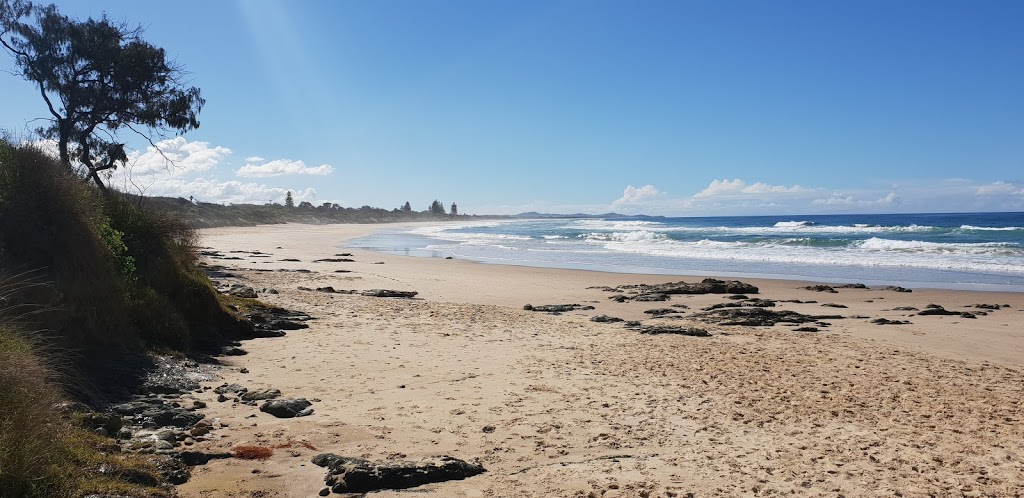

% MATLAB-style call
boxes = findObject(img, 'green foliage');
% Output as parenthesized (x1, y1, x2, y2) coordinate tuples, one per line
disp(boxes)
(285, 190, 294, 208)
(98, 221, 137, 280)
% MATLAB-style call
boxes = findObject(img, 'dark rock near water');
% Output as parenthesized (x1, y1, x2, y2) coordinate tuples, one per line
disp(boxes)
(726, 294, 748, 300)
(692, 308, 844, 327)
(590, 315, 624, 323)
(314, 258, 355, 263)
(793, 327, 819, 332)
(917, 305, 961, 316)
(834, 283, 869, 289)
(801, 285, 837, 293)
(880, 285, 913, 293)
(634, 293, 670, 302)
(312, 453, 485, 493)
(260, 398, 313, 418)
(821, 303, 848, 308)
(361, 289, 418, 298)
(523, 304, 595, 313)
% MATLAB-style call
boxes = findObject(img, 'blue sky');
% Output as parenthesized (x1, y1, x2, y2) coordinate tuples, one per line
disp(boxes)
(1, 0, 1022, 215)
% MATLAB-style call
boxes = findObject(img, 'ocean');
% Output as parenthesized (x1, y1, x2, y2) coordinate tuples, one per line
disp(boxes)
(346, 212, 1024, 292)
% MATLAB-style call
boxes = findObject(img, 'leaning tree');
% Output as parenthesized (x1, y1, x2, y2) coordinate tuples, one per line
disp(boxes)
(0, 0, 204, 189)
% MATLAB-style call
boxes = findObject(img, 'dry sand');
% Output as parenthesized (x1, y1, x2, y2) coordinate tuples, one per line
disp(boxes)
(177, 222, 1024, 497)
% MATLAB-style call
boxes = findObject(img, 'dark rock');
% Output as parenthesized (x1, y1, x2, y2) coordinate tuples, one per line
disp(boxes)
(960, 312, 977, 319)
(643, 308, 681, 316)
(801, 285, 837, 293)
(280, 258, 301, 262)
(793, 327, 819, 332)
(880, 286, 912, 292)
(361, 289, 418, 298)
(225, 284, 258, 299)
(726, 294, 748, 300)
(334, 269, 352, 273)
(214, 383, 248, 395)
(972, 304, 1001, 310)
(523, 304, 595, 313)
(319, 487, 331, 497)
(81, 412, 124, 434)
(634, 325, 710, 337)
(608, 294, 629, 302)
(313, 453, 485, 493)
(222, 347, 247, 356)
(890, 306, 919, 311)
(336, 253, 353, 257)
(590, 315, 624, 323)
(110, 400, 205, 429)
(701, 298, 776, 311)
(178, 451, 232, 466)
(260, 398, 312, 418)
(871, 318, 912, 325)
(622, 321, 642, 328)
(633, 293, 671, 302)
(314, 258, 355, 262)
(691, 308, 844, 327)
(821, 303, 848, 308)
(671, 304, 690, 309)
(778, 299, 817, 304)
(918, 306, 960, 316)
(834, 283, 868, 289)
(240, 388, 281, 402)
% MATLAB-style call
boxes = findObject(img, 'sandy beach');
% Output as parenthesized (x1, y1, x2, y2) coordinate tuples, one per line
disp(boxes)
(177, 222, 1024, 497)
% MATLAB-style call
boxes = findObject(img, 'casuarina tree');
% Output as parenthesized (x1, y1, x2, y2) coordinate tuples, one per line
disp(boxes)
(0, 0, 204, 189)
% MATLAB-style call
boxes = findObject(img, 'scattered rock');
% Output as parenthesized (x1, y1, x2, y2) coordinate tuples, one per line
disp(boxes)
(890, 306, 919, 311)
(726, 294, 748, 300)
(918, 305, 961, 316)
(240, 388, 281, 402)
(590, 315, 624, 323)
(871, 318, 912, 325)
(880, 285, 912, 292)
(701, 298, 776, 311)
(801, 285, 837, 293)
(622, 321, 642, 328)
(314, 258, 355, 263)
(260, 398, 313, 418)
(633, 293, 670, 302)
(821, 303, 848, 308)
(834, 283, 868, 289)
(793, 327, 819, 332)
(361, 289, 418, 298)
(313, 453, 485, 493)
(972, 304, 1002, 310)
(222, 347, 247, 356)
(280, 258, 300, 262)
(214, 383, 248, 395)
(523, 304, 595, 313)
(481, 425, 496, 433)
(691, 308, 844, 327)
(643, 308, 681, 316)
(633, 325, 710, 337)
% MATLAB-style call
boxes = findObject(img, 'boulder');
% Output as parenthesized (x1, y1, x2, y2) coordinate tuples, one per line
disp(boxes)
(590, 315, 624, 323)
(361, 289, 418, 298)
(260, 398, 313, 418)
(312, 453, 485, 493)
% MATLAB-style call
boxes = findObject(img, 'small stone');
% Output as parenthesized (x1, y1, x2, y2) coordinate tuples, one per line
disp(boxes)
(155, 440, 174, 450)
(482, 425, 496, 433)
(192, 400, 207, 409)
(239, 367, 249, 374)
(319, 487, 331, 496)
(217, 394, 228, 402)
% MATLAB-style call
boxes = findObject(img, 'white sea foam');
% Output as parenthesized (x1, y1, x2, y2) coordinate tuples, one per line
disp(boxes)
(960, 225, 1023, 231)
(542, 235, 568, 239)
(773, 221, 817, 228)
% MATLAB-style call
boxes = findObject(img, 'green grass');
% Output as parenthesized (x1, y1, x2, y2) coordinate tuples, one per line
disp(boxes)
(0, 139, 253, 495)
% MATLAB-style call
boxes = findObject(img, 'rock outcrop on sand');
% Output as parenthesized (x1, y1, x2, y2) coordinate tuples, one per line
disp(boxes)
(312, 453, 485, 494)
(523, 304, 596, 313)
(592, 279, 758, 302)
(590, 315, 624, 323)
(701, 298, 776, 311)
(260, 398, 314, 418)
(691, 307, 844, 327)
(801, 285, 837, 293)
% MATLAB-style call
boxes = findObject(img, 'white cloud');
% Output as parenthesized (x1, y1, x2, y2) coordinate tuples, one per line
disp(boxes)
(975, 181, 1024, 197)
(115, 175, 317, 205)
(611, 185, 663, 209)
(235, 159, 334, 178)
(693, 178, 804, 198)
(126, 137, 232, 177)
(245, 155, 266, 162)
(812, 191, 900, 207)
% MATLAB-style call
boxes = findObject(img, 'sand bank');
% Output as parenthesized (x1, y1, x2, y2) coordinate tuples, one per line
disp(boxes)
(178, 222, 1024, 497)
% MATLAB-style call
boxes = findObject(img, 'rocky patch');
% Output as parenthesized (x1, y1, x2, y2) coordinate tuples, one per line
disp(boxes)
(801, 285, 837, 293)
(312, 453, 485, 493)
(523, 304, 595, 313)
(590, 315, 624, 323)
(871, 318, 912, 325)
(880, 285, 913, 292)
(691, 308, 844, 327)
(260, 398, 314, 418)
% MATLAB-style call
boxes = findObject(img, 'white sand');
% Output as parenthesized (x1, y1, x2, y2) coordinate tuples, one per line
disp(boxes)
(177, 222, 1024, 497)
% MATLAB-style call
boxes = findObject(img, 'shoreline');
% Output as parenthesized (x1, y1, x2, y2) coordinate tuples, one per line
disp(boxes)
(179, 222, 1024, 497)
(343, 220, 1024, 294)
